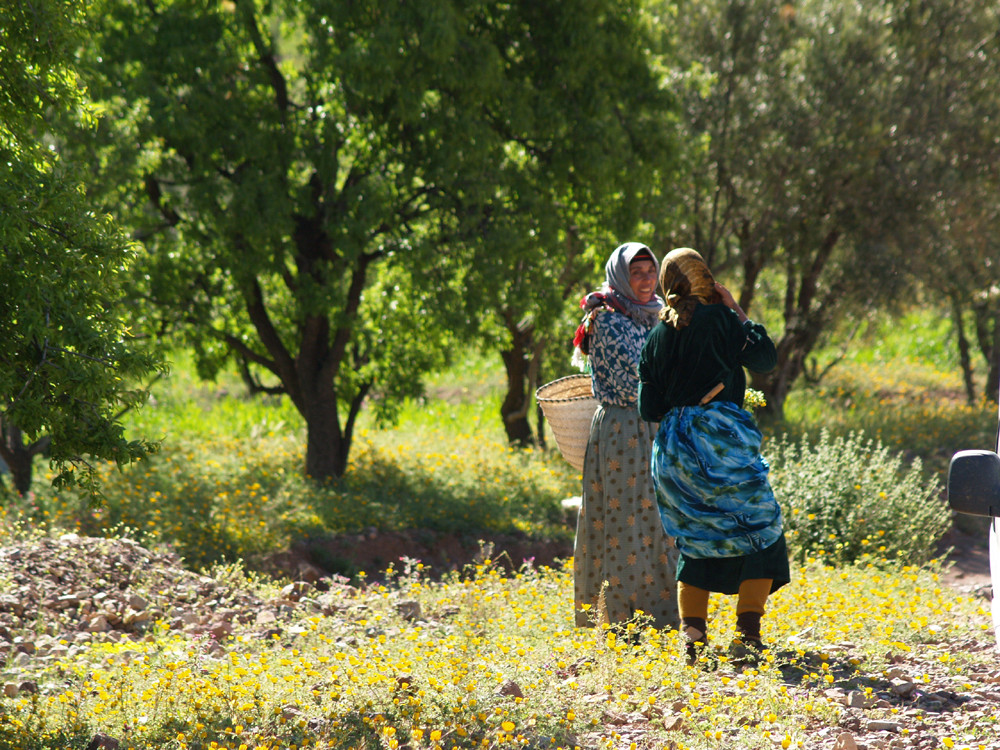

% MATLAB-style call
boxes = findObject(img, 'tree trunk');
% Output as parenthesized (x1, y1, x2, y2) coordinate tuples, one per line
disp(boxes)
(973, 296, 1000, 403)
(0, 422, 48, 496)
(297, 338, 369, 482)
(949, 293, 977, 405)
(5, 449, 34, 496)
(735, 216, 775, 315)
(535, 400, 547, 450)
(497, 226, 588, 448)
(237, 215, 376, 480)
(989, 305, 1000, 403)
(297, 372, 368, 482)
(758, 315, 830, 422)
(303, 394, 350, 480)
(241, 298, 359, 482)
(534, 358, 548, 449)
(500, 320, 535, 446)
(755, 230, 841, 421)
(755, 338, 804, 422)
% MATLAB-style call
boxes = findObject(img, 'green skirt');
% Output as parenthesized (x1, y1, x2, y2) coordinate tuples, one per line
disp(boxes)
(676, 533, 790, 595)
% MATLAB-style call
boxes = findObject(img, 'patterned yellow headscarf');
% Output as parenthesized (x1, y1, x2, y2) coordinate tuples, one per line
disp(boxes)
(659, 247, 721, 329)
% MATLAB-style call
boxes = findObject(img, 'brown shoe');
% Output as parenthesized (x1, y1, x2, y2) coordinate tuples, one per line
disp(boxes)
(728, 636, 766, 664)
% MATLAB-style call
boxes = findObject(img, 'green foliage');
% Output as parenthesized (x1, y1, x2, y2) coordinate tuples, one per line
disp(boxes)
(766, 429, 951, 566)
(0, 0, 87, 144)
(0, 0, 163, 496)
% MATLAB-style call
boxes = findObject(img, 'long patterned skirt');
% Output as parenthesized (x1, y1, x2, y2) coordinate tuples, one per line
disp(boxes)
(574, 404, 679, 630)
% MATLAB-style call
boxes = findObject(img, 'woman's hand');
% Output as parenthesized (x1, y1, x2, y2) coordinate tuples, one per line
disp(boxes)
(714, 282, 749, 323)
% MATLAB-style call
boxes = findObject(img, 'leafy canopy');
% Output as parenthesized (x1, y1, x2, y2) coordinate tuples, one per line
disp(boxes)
(79, 0, 680, 476)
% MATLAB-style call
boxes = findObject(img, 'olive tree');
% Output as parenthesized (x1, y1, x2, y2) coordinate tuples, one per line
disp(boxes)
(659, 0, 1000, 417)
(912, 4, 1000, 404)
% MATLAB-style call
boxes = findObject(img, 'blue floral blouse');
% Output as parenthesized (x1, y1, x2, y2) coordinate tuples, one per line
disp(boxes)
(588, 311, 655, 408)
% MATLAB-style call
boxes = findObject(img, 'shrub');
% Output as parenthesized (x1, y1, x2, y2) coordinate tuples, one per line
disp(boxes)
(765, 429, 951, 566)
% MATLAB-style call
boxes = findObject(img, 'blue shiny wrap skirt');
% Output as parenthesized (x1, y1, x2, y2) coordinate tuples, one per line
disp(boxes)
(651, 401, 783, 561)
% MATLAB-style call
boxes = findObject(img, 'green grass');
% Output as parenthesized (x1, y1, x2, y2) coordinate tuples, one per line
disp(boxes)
(779, 309, 997, 477)
(2, 350, 576, 571)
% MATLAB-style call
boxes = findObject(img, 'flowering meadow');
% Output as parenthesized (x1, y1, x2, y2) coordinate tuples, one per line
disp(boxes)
(1, 547, 997, 750)
(781, 356, 994, 477)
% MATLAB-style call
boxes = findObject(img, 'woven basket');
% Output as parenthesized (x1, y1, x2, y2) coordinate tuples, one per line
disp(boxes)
(536, 374, 597, 473)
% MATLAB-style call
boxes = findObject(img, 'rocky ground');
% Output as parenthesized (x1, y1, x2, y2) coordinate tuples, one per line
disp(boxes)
(0, 529, 997, 749)
(0, 534, 309, 676)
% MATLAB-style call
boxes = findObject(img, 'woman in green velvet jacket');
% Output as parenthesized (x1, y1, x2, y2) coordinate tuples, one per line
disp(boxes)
(638, 247, 789, 664)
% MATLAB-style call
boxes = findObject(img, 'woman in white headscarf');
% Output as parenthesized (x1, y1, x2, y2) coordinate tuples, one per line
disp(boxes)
(571, 242, 679, 634)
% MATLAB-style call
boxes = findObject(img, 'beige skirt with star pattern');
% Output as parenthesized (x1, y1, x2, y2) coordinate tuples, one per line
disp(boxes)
(574, 404, 679, 630)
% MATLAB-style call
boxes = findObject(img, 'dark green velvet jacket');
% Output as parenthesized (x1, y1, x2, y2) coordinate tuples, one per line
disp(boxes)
(638, 303, 776, 423)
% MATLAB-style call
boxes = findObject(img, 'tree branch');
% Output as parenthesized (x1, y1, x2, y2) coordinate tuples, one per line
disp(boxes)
(234, 0, 289, 116)
(143, 174, 181, 227)
(329, 252, 377, 373)
(236, 355, 287, 397)
(241, 278, 298, 395)
(342, 379, 371, 467)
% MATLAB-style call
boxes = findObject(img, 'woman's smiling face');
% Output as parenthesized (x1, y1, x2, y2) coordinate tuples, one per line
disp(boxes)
(628, 258, 658, 304)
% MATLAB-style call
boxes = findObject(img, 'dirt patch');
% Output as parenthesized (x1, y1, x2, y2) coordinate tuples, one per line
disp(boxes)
(258, 515, 994, 596)
(935, 524, 994, 595)
(0, 534, 274, 668)
(260, 528, 574, 583)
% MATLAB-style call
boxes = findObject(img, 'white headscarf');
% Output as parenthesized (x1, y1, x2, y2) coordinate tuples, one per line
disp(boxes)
(600, 242, 663, 328)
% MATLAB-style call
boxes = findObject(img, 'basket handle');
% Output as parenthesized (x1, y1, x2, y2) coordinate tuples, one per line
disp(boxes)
(699, 383, 724, 405)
